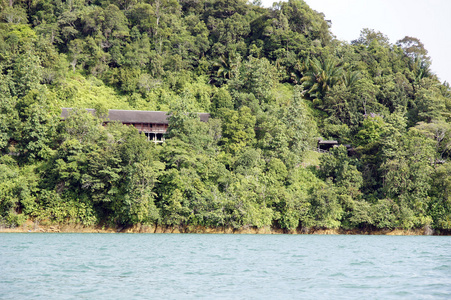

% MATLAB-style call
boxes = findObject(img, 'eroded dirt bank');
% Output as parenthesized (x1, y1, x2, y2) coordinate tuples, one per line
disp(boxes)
(1, 220, 448, 235)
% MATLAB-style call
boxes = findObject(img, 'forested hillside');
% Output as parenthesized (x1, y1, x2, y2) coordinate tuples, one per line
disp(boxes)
(1, 0, 450, 232)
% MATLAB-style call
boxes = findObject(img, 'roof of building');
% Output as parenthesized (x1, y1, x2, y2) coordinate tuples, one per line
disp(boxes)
(318, 140, 338, 145)
(61, 108, 210, 124)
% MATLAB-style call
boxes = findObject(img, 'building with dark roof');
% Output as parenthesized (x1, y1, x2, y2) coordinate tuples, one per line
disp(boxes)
(61, 108, 210, 143)
(317, 138, 352, 154)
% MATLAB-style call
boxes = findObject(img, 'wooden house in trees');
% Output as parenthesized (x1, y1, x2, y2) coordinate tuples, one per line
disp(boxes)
(61, 108, 210, 143)
(317, 138, 352, 153)
(317, 139, 338, 152)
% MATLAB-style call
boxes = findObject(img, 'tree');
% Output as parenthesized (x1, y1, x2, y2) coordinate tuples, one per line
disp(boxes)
(0, 155, 36, 227)
(396, 36, 429, 61)
(352, 28, 390, 47)
(10, 51, 44, 97)
(342, 69, 360, 88)
(380, 129, 435, 228)
(353, 78, 381, 116)
(415, 121, 451, 161)
(355, 115, 385, 146)
(318, 146, 362, 192)
(213, 53, 240, 82)
(219, 106, 256, 155)
(429, 163, 451, 229)
(237, 56, 278, 104)
(113, 125, 163, 225)
(306, 180, 343, 229)
(127, 3, 156, 35)
(321, 84, 358, 131)
(301, 57, 343, 101)
(279, 0, 332, 45)
(68, 39, 84, 71)
(1, 6, 28, 24)
(0, 97, 18, 154)
(413, 82, 447, 123)
(14, 90, 59, 162)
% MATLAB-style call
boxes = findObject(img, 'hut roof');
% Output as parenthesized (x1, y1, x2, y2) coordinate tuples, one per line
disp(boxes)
(318, 140, 338, 145)
(61, 108, 210, 124)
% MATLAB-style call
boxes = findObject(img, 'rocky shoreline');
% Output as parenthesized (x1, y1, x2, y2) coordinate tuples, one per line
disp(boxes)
(0, 220, 447, 235)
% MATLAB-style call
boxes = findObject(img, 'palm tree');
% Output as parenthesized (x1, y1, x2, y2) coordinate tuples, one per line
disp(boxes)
(411, 56, 432, 84)
(301, 57, 343, 100)
(290, 58, 309, 84)
(213, 54, 240, 80)
(342, 69, 361, 89)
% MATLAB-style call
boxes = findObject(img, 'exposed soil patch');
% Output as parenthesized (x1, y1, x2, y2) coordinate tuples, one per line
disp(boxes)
(1, 220, 448, 235)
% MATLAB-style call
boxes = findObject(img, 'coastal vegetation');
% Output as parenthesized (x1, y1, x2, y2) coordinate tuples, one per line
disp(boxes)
(1, 0, 450, 233)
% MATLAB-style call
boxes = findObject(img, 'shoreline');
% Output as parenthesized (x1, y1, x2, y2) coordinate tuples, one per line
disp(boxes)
(0, 220, 448, 235)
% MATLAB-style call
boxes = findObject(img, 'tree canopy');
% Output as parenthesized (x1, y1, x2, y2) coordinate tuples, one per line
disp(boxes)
(0, 0, 450, 233)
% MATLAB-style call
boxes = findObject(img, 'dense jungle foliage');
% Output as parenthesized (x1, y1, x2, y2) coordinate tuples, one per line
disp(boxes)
(1, 0, 451, 231)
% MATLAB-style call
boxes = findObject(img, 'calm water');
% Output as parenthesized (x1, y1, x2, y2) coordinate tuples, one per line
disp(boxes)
(0, 234, 450, 299)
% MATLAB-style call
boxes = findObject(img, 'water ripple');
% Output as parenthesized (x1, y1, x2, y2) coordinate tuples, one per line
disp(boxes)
(1, 234, 450, 299)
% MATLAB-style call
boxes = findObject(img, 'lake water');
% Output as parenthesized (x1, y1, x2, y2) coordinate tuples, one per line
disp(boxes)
(1, 234, 450, 299)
